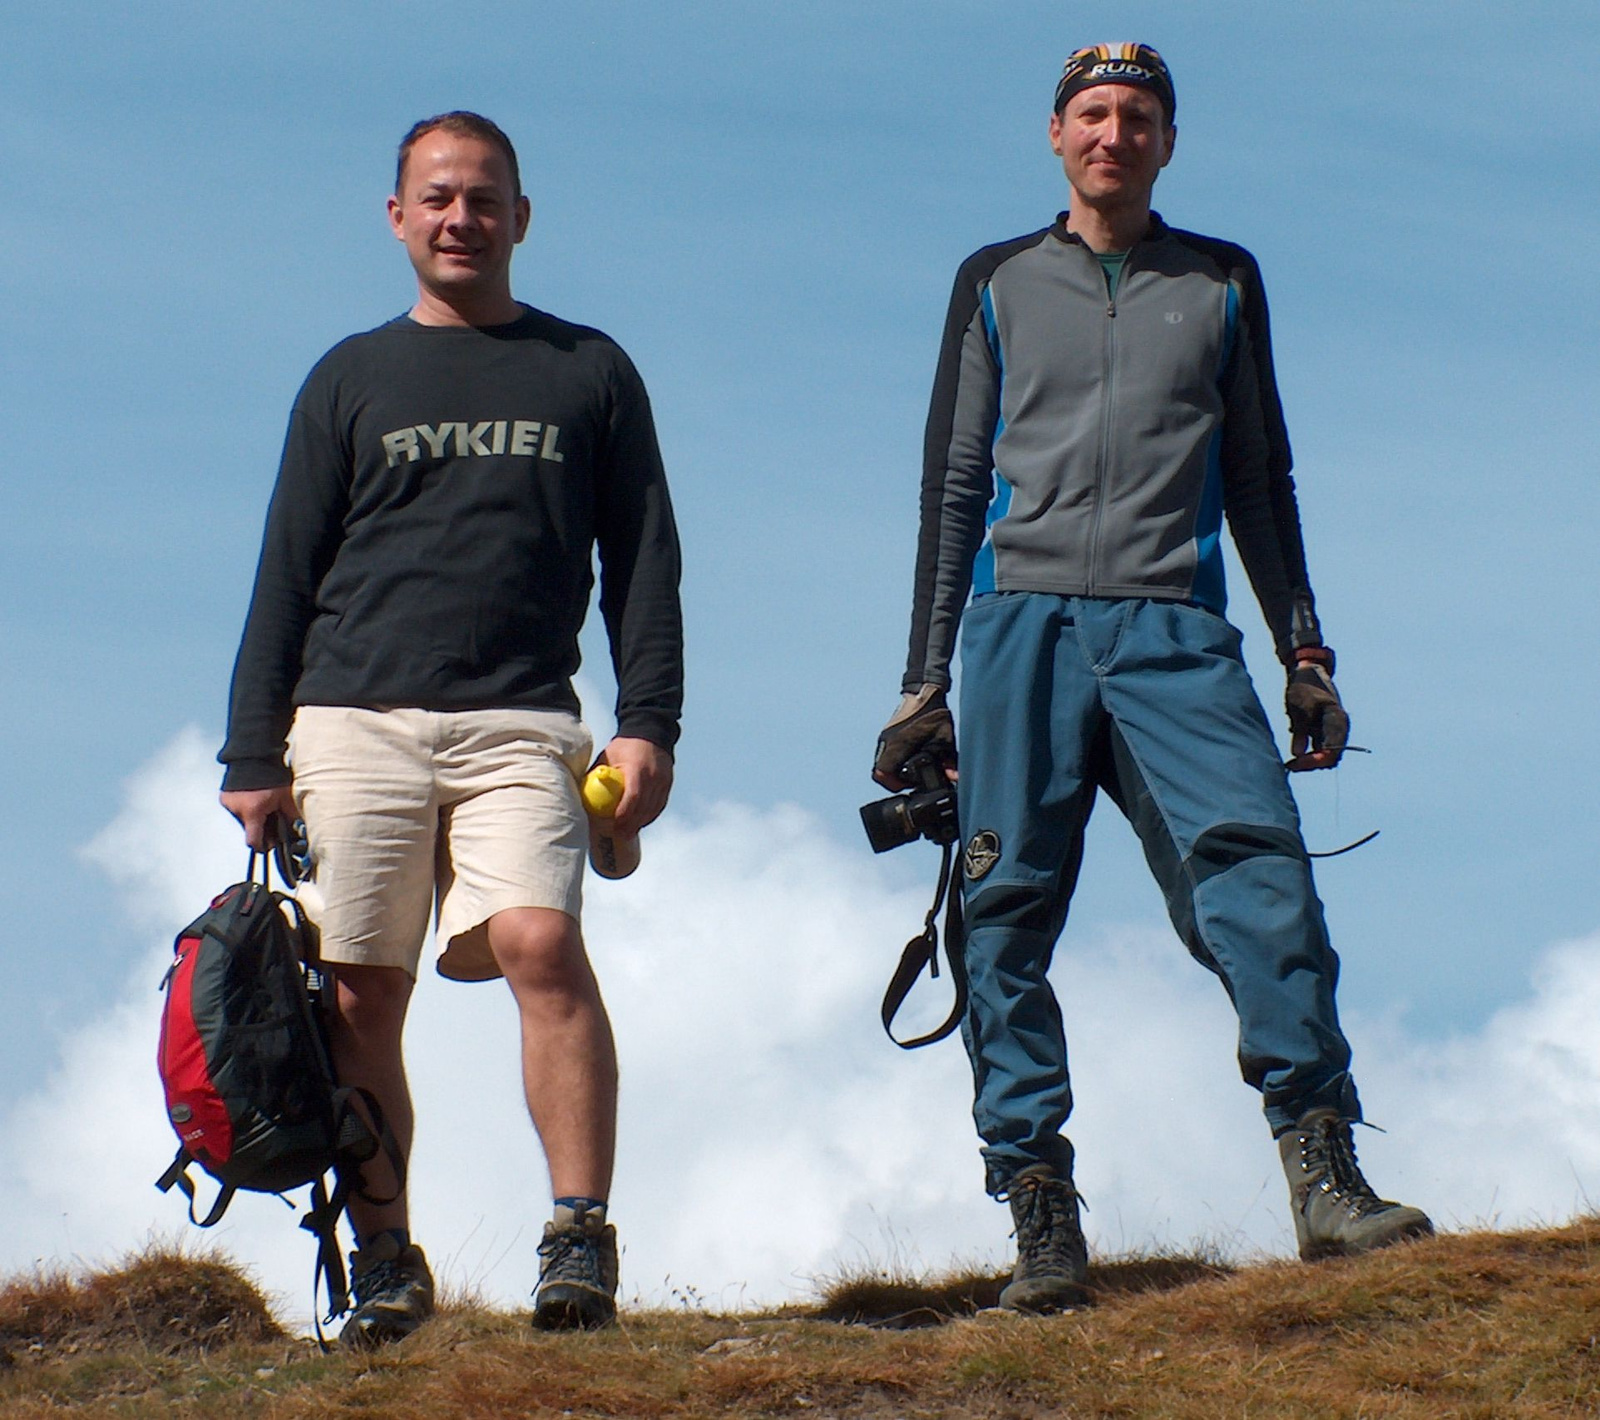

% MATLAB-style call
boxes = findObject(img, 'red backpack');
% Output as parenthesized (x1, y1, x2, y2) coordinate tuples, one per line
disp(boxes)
(155, 848, 400, 1331)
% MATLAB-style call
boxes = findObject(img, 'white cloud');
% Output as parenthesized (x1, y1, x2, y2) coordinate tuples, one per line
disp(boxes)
(1350, 938, 1600, 1230)
(3, 727, 1599, 1331)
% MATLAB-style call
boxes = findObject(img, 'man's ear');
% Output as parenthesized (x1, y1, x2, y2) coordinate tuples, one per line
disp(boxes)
(1048, 109, 1065, 157)
(387, 193, 405, 241)
(513, 194, 532, 244)
(1160, 123, 1178, 169)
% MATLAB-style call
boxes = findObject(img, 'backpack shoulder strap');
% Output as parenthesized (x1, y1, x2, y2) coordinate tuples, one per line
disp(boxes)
(299, 1176, 349, 1350)
(155, 1148, 236, 1228)
(332, 1086, 408, 1204)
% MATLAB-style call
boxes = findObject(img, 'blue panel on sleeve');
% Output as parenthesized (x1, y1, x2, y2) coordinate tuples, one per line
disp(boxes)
(972, 284, 1008, 596)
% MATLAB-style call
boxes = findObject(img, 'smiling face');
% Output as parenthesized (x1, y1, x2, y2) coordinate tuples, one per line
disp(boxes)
(386, 128, 531, 325)
(1049, 83, 1175, 216)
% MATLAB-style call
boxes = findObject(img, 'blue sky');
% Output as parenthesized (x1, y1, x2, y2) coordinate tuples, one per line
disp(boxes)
(4, 1, 1600, 1294)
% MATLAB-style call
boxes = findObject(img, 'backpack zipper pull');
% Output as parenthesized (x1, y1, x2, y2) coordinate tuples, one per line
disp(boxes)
(160, 950, 186, 991)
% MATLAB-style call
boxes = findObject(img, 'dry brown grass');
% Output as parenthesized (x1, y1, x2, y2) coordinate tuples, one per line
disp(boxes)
(803, 1246, 1233, 1328)
(4, 1222, 1600, 1418)
(0, 1244, 283, 1361)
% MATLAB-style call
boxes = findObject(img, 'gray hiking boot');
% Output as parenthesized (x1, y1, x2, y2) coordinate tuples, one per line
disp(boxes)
(533, 1205, 618, 1330)
(1279, 1108, 1434, 1260)
(998, 1163, 1091, 1312)
(340, 1233, 435, 1349)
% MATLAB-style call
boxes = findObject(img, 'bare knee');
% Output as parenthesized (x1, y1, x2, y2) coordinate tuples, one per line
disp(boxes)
(488, 907, 592, 996)
(332, 963, 413, 1044)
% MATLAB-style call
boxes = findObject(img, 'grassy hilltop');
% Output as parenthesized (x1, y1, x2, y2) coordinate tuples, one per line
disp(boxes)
(3, 1221, 1599, 1418)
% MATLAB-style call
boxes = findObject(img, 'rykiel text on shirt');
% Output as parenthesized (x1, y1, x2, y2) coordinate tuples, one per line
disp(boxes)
(381, 420, 565, 467)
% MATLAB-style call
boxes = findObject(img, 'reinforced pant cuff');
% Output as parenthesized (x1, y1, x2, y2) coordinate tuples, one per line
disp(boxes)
(1267, 1071, 1362, 1137)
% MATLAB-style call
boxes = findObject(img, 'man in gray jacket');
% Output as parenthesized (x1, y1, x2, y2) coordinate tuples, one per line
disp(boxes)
(875, 44, 1430, 1311)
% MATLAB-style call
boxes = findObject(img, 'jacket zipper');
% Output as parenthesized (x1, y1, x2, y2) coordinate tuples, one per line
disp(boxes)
(1086, 246, 1134, 594)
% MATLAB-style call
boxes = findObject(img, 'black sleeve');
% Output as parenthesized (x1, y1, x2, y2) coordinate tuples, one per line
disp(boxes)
(1217, 254, 1325, 665)
(218, 383, 351, 790)
(903, 250, 1006, 691)
(594, 352, 684, 751)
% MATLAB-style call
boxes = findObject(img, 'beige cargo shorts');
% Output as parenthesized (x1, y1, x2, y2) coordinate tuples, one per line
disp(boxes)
(287, 706, 592, 982)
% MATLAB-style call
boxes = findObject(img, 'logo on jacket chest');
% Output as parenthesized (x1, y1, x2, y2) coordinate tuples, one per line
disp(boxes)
(380, 420, 564, 467)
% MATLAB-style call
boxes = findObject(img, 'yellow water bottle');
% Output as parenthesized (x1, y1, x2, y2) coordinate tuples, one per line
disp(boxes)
(581, 765, 641, 880)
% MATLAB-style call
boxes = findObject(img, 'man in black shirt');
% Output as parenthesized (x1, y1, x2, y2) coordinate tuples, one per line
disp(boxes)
(221, 112, 683, 1342)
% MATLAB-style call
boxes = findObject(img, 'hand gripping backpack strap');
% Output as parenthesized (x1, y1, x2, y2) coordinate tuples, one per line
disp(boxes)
(881, 843, 969, 1049)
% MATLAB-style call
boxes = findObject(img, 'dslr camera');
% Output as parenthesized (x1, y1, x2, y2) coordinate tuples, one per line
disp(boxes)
(859, 751, 958, 854)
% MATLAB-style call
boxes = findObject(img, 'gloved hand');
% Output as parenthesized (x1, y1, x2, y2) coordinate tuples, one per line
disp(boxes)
(1285, 651, 1348, 771)
(873, 684, 956, 790)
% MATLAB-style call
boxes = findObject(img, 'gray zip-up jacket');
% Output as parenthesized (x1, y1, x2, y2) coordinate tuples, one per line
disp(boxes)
(904, 212, 1324, 692)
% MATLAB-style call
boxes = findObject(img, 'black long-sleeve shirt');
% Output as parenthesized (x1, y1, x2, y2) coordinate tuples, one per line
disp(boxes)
(220, 307, 683, 791)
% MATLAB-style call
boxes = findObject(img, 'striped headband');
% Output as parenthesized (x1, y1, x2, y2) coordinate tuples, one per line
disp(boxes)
(1054, 42, 1175, 123)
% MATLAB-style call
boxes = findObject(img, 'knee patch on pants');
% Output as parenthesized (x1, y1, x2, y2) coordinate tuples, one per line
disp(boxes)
(966, 879, 1067, 937)
(1186, 822, 1308, 885)
(1171, 823, 1310, 973)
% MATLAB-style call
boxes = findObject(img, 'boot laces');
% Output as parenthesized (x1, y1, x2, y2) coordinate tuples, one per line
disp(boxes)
(352, 1255, 403, 1306)
(538, 1225, 606, 1288)
(1304, 1118, 1385, 1216)
(1009, 1175, 1085, 1271)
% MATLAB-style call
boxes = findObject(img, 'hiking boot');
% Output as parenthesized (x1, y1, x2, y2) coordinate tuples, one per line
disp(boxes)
(1279, 1108, 1434, 1261)
(340, 1233, 435, 1349)
(532, 1205, 618, 1330)
(998, 1163, 1091, 1312)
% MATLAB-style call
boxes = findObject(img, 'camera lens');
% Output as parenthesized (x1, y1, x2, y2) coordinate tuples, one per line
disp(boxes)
(860, 795, 916, 854)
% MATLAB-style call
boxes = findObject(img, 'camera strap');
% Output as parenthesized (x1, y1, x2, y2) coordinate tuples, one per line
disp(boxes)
(880, 842, 968, 1049)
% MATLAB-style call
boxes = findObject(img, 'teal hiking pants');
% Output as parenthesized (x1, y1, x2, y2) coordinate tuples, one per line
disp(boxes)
(955, 593, 1360, 1195)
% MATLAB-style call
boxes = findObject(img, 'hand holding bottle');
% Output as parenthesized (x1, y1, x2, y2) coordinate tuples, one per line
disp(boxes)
(582, 765, 641, 879)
